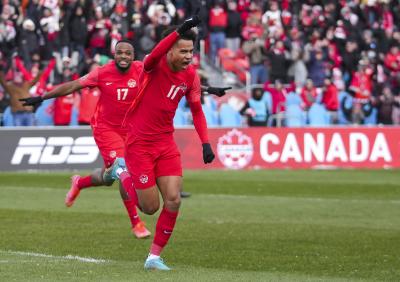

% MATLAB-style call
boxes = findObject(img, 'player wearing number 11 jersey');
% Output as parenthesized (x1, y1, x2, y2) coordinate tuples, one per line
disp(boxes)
(20, 40, 150, 239)
(121, 16, 215, 270)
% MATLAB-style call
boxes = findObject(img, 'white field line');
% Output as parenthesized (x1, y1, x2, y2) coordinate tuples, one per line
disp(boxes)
(0, 250, 110, 264)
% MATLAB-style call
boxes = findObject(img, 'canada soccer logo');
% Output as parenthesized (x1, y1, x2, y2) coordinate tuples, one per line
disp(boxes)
(139, 174, 148, 184)
(217, 129, 254, 169)
(109, 151, 117, 159)
(127, 79, 136, 88)
(178, 83, 188, 92)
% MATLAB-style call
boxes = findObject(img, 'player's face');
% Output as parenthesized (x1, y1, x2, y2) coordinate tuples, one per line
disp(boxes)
(168, 39, 194, 71)
(115, 43, 134, 71)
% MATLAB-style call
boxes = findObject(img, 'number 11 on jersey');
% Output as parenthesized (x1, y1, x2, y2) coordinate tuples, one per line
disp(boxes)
(117, 88, 128, 100)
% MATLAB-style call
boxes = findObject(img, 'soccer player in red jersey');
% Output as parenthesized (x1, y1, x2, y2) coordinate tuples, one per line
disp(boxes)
(122, 17, 214, 270)
(20, 40, 151, 239)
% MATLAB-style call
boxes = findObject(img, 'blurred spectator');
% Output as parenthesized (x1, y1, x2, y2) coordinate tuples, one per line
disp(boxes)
(288, 49, 307, 87)
(300, 79, 317, 110)
(349, 60, 374, 102)
(261, 1, 281, 36)
(341, 41, 360, 85)
(147, 0, 176, 23)
(374, 85, 396, 125)
(348, 59, 374, 124)
(240, 87, 269, 126)
(264, 80, 295, 115)
(69, 5, 88, 62)
(0, 15, 17, 61)
(242, 31, 267, 84)
(53, 51, 79, 84)
(88, 7, 111, 56)
(208, 0, 227, 65)
(321, 77, 339, 112)
(40, 7, 60, 54)
(267, 40, 290, 83)
(226, 1, 242, 53)
(241, 10, 263, 41)
(18, 19, 40, 68)
(0, 66, 39, 126)
(53, 93, 75, 126)
(307, 48, 329, 88)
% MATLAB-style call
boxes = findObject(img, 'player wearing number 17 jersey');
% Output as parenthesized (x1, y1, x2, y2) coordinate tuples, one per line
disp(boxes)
(122, 17, 215, 270)
(20, 40, 150, 239)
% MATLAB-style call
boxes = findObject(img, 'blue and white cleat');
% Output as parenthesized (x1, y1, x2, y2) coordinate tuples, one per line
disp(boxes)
(103, 157, 127, 182)
(144, 257, 171, 271)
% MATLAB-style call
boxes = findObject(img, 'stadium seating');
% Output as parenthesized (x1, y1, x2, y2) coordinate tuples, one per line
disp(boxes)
(2, 107, 14, 127)
(219, 103, 242, 127)
(338, 91, 352, 125)
(34, 99, 54, 126)
(173, 108, 189, 126)
(285, 104, 305, 127)
(285, 92, 302, 106)
(69, 107, 79, 126)
(202, 104, 219, 127)
(262, 91, 273, 114)
(308, 103, 331, 126)
(363, 106, 377, 125)
(217, 48, 249, 84)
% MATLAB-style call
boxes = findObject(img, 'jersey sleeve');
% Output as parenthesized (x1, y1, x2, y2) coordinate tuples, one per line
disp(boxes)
(187, 73, 209, 143)
(185, 72, 201, 103)
(143, 31, 179, 72)
(79, 66, 100, 88)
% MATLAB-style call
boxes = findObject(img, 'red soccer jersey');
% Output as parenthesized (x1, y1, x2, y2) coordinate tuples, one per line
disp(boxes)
(127, 55, 201, 139)
(79, 60, 143, 127)
(78, 87, 100, 124)
(54, 94, 74, 125)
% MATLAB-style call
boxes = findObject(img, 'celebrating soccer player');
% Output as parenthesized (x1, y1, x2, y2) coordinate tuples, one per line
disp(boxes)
(121, 16, 214, 270)
(20, 40, 151, 239)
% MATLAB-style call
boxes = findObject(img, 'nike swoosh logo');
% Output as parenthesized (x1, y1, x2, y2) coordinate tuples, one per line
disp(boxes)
(106, 82, 113, 85)
(163, 230, 172, 234)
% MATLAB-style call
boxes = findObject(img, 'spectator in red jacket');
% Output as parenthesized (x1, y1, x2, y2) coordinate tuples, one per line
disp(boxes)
(300, 79, 317, 110)
(384, 45, 400, 73)
(321, 77, 338, 112)
(264, 80, 295, 115)
(208, 0, 227, 65)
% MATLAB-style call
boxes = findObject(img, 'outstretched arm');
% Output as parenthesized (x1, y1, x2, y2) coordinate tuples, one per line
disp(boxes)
(187, 75, 215, 164)
(20, 79, 83, 106)
(14, 57, 33, 81)
(20, 65, 99, 106)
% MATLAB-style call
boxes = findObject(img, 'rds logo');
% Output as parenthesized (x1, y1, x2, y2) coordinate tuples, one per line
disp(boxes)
(11, 137, 99, 165)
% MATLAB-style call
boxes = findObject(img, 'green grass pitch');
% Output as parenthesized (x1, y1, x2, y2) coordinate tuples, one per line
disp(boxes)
(0, 170, 399, 281)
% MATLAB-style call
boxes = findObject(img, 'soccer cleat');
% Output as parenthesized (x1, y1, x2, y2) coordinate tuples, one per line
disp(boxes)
(103, 157, 127, 181)
(65, 175, 81, 207)
(144, 257, 171, 271)
(102, 167, 114, 183)
(132, 221, 151, 239)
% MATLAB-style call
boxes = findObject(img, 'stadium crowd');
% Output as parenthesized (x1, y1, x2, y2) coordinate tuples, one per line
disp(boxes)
(0, 0, 400, 127)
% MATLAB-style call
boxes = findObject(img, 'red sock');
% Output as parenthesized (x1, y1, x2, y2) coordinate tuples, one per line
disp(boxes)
(120, 171, 138, 206)
(123, 199, 141, 227)
(120, 171, 141, 227)
(77, 175, 92, 190)
(150, 207, 179, 256)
